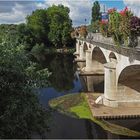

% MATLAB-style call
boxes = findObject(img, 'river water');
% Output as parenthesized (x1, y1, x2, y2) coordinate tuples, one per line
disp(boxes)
(38, 53, 140, 139)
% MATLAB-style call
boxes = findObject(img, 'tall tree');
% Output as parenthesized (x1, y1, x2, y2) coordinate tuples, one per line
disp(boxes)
(26, 5, 73, 48)
(47, 5, 72, 48)
(26, 9, 49, 45)
(17, 23, 34, 47)
(91, 1, 101, 23)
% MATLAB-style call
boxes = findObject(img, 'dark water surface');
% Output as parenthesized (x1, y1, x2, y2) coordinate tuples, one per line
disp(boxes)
(38, 53, 140, 139)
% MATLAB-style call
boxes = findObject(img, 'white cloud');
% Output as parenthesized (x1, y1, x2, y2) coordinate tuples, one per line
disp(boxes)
(44, 0, 93, 26)
(123, 0, 140, 17)
(0, 0, 94, 26)
(0, 1, 40, 24)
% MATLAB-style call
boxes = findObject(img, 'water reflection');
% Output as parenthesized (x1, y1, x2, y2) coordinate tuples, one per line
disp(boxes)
(80, 75, 104, 93)
(44, 53, 76, 92)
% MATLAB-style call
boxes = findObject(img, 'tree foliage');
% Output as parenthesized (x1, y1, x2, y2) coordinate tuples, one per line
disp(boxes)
(0, 37, 51, 138)
(47, 5, 72, 48)
(108, 7, 133, 46)
(91, 1, 101, 23)
(26, 9, 49, 46)
(79, 26, 87, 38)
(26, 5, 73, 48)
(17, 23, 34, 48)
(0, 5, 74, 52)
(87, 1, 101, 33)
(100, 21, 109, 37)
(87, 20, 100, 33)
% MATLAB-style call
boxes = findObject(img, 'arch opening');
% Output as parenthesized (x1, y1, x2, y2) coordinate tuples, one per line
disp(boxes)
(81, 42, 88, 59)
(118, 65, 140, 95)
(92, 47, 107, 64)
(89, 44, 91, 49)
(89, 47, 106, 93)
(79, 41, 81, 46)
(83, 42, 88, 52)
(109, 52, 117, 62)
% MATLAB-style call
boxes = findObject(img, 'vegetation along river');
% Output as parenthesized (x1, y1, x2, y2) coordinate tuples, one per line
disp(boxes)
(37, 53, 140, 139)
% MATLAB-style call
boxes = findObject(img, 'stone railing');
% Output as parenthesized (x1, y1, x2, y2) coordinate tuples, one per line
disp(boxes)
(86, 33, 114, 45)
(86, 33, 140, 48)
(77, 33, 140, 60)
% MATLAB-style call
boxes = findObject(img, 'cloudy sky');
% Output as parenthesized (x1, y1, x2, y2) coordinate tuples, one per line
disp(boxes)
(0, 0, 140, 26)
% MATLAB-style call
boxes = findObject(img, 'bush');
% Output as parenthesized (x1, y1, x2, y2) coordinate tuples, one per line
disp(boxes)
(107, 7, 134, 47)
(87, 20, 100, 33)
(100, 21, 109, 37)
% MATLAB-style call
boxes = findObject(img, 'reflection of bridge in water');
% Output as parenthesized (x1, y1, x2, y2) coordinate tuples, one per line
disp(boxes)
(74, 33, 140, 118)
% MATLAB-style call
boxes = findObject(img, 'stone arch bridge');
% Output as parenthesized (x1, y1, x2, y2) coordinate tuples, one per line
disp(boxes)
(74, 33, 140, 108)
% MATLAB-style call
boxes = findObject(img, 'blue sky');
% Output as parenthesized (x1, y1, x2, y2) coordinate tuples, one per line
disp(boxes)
(0, 0, 139, 26)
(99, 0, 125, 10)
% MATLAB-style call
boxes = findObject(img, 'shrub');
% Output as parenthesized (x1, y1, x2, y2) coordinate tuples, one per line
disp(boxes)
(107, 7, 134, 47)
(100, 21, 109, 37)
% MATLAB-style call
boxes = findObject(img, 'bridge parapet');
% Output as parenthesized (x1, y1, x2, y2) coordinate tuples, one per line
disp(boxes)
(86, 32, 140, 47)
(87, 33, 114, 45)
(77, 34, 140, 61)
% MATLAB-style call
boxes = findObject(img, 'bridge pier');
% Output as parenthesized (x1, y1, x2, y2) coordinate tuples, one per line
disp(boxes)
(81, 50, 104, 74)
(74, 45, 86, 70)
(103, 61, 118, 107)
(85, 50, 92, 71)
(81, 75, 104, 92)
(85, 76, 94, 92)
(74, 44, 86, 70)
(79, 45, 86, 60)
(76, 61, 86, 71)
(74, 43, 80, 58)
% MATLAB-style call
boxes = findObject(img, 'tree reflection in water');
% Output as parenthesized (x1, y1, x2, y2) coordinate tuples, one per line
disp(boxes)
(45, 53, 75, 92)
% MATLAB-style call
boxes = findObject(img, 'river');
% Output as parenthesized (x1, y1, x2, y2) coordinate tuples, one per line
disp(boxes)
(37, 53, 140, 139)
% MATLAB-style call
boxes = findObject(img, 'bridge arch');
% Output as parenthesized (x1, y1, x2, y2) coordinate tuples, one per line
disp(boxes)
(83, 42, 88, 53)
(109, 52, 117, 62)
(117, 64, 140, 94)
(88, 44, 92, 50)
(83, 42, 88, 50)
(78, 40, 82, 46)
(91, 46, 107, 64)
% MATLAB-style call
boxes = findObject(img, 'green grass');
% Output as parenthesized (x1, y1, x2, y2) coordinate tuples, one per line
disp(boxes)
(49, 93, 140, 137)
(70, 95, 92, 119)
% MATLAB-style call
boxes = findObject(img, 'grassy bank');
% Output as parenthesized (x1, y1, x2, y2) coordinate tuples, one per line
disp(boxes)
(49, 93, 140, 137)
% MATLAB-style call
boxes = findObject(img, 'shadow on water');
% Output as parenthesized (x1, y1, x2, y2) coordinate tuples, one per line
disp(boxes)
(38, 53, 140, 139)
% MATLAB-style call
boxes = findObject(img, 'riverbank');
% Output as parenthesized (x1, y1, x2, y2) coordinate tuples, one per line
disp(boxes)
(86, 93, 140, 119)
(49, 93, 140, 137)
